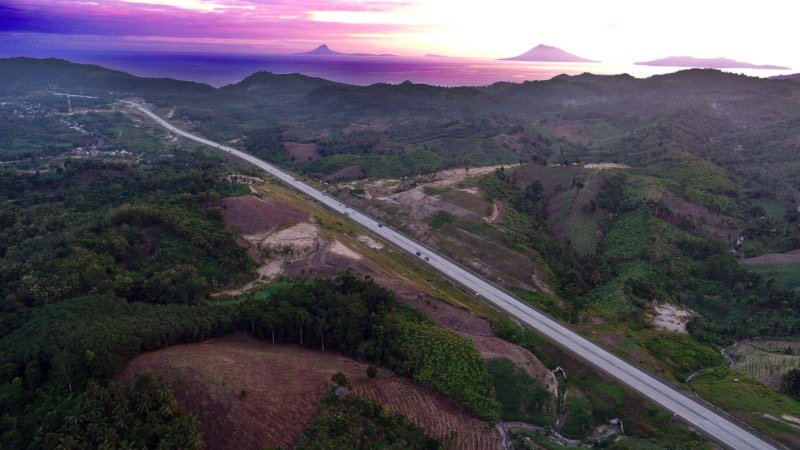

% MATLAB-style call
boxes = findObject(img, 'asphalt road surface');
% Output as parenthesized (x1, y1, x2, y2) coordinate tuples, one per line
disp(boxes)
(130, 101, 777, 450)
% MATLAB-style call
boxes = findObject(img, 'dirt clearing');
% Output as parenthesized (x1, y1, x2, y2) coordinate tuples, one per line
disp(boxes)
(742, 249, 800, 265)
(116, 332, 367, 450)
(648, 303, 693, 333)
(256, 222, 320, 254)
(284, 142, 319, 161)
(116, 332, 500, 450)
(224, 195, 309, 235)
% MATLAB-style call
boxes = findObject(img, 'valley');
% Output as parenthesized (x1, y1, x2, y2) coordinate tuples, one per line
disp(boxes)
(1, 57, 800, 449)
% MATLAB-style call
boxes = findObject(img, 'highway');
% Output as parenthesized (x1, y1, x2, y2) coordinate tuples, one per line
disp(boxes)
(129, 101, 778, 450)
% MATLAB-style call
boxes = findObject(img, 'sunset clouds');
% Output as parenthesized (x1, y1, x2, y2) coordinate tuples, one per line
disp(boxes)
(1, 0, 416, 53)
(0, 0, 796, 69)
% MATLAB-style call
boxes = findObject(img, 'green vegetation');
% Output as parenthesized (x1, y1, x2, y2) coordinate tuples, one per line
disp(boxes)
(641, 333, 725, 381)
(782, 369, 800, 399)
(657, 159, 742, 216)
(395, 317, 498, 420)
(601, 211, 653, 261)
(0, 156, 254, 337)
(4, 57, 800, 448)
(749, 263, 800, 292)
(487, 358, 551, 425)
(559, 394, 593, 439)
(240, 273, 499, 421)
(479, 169, 546, 226)
(302, 146, 450, 179)
(41, 373, 204, 450)
(296, 394, 440, 450)
(508, 429, 580, 450)
(1, 272, 499, 446)
(428, 210, 454, 228)
(690, 367, 800, 444)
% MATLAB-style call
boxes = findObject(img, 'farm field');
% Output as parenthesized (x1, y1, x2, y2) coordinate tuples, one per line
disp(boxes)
(729, 340, 800, 390)
(352, 377, 502, 449)
(117, 332, 499, 449)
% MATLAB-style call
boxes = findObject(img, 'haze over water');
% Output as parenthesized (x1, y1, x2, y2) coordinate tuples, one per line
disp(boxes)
(10, 50, 790, 87)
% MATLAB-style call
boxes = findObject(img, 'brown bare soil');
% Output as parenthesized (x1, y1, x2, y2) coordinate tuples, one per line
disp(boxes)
(224, 195, 310, 235)
(116, 332, 367, 450)
(341, 119, 388, 134)
(323, 164, 364, 181)
(486, 200, 505, 224)
(284, 142, 319, 161)
(117, 332, 501, 450)
(283, 239, 371, 278)
(742, 249, 800, 265)
(351, 377, 502, 450)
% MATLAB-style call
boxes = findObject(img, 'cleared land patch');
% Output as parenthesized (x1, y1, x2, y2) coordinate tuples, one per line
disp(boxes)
(284, 141, 320, 161)
(224, 194, 309, 235)
(742, 249, 800, 265)
(117, 332, 499, 450)
(649, 303, 693, 333)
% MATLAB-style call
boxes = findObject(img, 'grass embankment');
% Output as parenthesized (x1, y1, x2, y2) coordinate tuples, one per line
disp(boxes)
(690, 367, 800, 447)
(487, 358, 552, 426)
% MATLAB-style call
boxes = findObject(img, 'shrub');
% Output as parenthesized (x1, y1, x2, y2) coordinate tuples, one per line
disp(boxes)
(331, 372, 349, 387)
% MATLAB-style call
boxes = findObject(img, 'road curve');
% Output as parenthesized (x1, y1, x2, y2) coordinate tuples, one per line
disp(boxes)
(129, 102, 777, 450)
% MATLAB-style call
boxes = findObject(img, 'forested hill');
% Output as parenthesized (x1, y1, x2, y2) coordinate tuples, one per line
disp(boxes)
(5, 57, 797, 115)
(5, 56, 799, 201)
(220, 71, 343, 101)
(0, 57, 214, 97)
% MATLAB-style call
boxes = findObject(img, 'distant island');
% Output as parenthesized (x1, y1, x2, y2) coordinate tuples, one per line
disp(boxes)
(297, 44, 395, 57)
(635, 56, 790, 70)
(425, 53, 448, 58)
(501, 44, 597, 63)
(770, 73, 800, 80)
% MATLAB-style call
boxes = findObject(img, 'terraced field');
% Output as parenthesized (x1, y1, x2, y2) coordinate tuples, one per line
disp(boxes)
(352, 377, 502, 449)
(730, 340, 800, 390)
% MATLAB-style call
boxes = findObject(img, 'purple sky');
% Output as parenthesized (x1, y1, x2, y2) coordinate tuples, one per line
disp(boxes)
(1, 1, 414, 54)
(0, 0, 795, 70)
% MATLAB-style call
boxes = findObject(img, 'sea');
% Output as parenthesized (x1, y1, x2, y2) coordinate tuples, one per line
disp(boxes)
(3, 50, 792, 87)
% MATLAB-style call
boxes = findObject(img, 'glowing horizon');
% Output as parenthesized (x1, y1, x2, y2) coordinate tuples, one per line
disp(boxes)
(0, 0, 796, 70)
